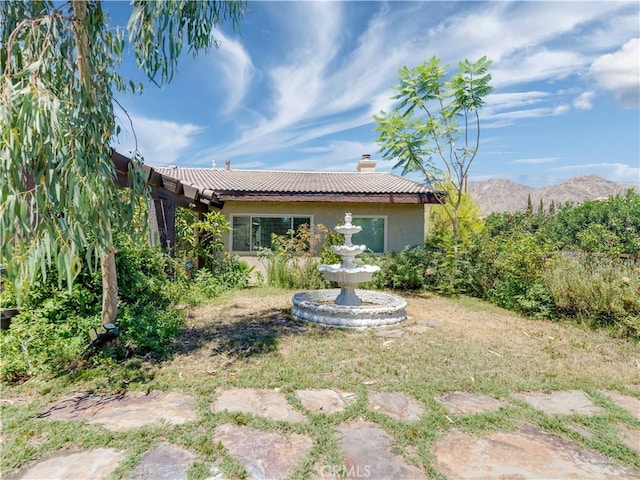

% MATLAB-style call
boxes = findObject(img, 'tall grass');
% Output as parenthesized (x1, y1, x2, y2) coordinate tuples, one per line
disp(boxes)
(544, 252, 640, 337)
(264, 254, 326, 290)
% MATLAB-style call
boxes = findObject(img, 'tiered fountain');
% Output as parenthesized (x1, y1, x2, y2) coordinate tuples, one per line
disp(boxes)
(291, 213, 407, 328)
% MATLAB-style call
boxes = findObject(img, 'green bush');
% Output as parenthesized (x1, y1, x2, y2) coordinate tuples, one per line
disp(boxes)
(207, 254, 252, 291)
(464, 196, 640, 334)
(260, 248, 327, 290)
(368, 247, 433, 291)
(545, 190, 640, 255)
(485, 232, 556, 318)
(366, 191, 640, 337)
(544, 252, 640, 337)
(260, 223, 339, 290)
(1, 235, 185, 382)
(1, 307, 98, 382)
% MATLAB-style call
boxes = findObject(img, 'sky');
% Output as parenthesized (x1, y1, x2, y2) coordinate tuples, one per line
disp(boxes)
(108, 1, 640, 187)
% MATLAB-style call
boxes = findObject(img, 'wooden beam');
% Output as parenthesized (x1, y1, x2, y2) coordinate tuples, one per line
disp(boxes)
(162, 176, 183, 195)
(148, 170, 163, 187)
(182, 183, 199, 202)
(151, 187, 193, 209)
(111, 150, 130, 176)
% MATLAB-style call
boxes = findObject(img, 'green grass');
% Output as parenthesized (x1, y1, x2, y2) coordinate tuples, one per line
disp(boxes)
(2, 286, 639, 479)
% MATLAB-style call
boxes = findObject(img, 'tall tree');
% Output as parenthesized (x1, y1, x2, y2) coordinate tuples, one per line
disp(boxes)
(0, 1, 244, 325)
(375, 55, 492, 290)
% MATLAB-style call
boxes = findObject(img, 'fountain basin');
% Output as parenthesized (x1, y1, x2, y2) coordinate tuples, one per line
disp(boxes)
(331, 244, 367, 255)
(291, 289, 407, 328)
(317, 264, 380, 285)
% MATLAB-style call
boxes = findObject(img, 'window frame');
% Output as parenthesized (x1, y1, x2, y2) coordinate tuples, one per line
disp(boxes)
(230, 213, 314, 253)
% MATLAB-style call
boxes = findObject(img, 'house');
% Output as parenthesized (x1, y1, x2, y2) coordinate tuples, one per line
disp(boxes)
(154, 155, 438, 256)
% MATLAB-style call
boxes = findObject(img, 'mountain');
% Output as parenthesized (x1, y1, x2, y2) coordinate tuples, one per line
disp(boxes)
(467, 175, 639, 216)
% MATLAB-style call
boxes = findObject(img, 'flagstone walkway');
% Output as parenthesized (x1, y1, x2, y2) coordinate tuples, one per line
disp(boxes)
(6, 387, 639, 479)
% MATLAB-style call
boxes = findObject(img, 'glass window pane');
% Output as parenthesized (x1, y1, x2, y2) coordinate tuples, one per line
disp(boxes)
(352, 217, 385, 253)
(293, 217, 311, 231)
(232, 216, 251, 251)
(255, 217, 292, 249)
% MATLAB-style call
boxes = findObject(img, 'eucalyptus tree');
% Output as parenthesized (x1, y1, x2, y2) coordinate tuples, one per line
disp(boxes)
(0, 1, 244, 325)
(375, 56, 492, 291)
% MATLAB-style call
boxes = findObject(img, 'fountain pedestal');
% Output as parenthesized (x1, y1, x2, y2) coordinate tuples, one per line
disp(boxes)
(291, 213, 407, 328)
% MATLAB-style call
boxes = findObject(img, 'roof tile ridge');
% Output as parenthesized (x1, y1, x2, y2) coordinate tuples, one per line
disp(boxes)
(156, 166, 397, 175)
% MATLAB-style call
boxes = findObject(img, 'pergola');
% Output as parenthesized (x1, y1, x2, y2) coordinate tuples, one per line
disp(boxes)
(111, 150, 220, 252)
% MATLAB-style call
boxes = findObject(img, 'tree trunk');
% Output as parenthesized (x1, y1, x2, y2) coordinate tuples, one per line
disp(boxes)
(450, 213, 460, 293)
(73, 0, 119, 326)
(101, 226, 118, 326)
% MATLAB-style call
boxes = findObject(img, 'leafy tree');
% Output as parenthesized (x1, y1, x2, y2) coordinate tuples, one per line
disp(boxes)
(1, 1, 244, 326)
(526, 193, 533, 215)
(426, 179, 484, 248)
(375, 55, 493, 289)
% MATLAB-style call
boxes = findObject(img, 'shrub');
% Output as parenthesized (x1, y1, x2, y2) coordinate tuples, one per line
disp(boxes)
(368, 247, 433, 291)
(545, 190, 640, 255)
(544, 252, 640, 338)
(469, 230, 556, 318)
(464, 196, 640, 334)
(1, 234, 185, 382)
(260, 223, 339, 290)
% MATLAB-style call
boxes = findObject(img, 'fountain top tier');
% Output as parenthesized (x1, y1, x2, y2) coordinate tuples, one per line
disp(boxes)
(334, 212, 361, 247)
(328, 213, 373, 270)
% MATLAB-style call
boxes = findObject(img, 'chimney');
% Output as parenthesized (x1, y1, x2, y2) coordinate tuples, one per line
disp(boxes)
(356, 154, 377, 172)
(225, 160, 231, 170)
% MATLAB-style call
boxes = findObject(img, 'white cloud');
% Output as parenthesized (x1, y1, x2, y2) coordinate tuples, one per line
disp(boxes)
(574, 91, 595, 110)
(491, 49, 588, 88)
(485, 91, 551, 109)
(553, 104, 571, 115)
(510, 158, 559, 165)
(282, 140, 378, 172)
(113, 112, 202, 166)
(574, 10, 640, 52)
(485, 105, 569, 125)
(590, 38, 640, 107)
(208, 30, 255, 114)
(550, 163, 640, 184)
(191, 1, 638, 166)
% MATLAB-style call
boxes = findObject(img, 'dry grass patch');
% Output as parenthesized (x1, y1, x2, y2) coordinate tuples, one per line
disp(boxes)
(3, 286, 639, 478)
(148, 288, 639, 402)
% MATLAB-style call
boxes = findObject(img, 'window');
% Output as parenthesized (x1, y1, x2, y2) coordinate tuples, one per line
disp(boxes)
(232, 215, 312, 252)
(352, 216, 386, 253)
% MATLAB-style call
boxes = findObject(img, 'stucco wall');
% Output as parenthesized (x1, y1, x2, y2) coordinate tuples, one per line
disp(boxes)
(219, 201, 426, 253)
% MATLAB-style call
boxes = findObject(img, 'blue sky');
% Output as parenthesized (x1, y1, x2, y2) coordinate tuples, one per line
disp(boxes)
(109, 1, 640, 187)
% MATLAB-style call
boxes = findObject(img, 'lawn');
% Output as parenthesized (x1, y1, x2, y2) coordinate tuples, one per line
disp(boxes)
(2, 286, 639, 478)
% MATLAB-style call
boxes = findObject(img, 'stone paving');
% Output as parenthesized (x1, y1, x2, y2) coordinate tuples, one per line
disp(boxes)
(39, 390, 197, 432)
(513, 389, 605, 416)
(214, 423, 313, 479)
(368, 391, 424, 423)
(295, 389, 356, 414)
(432, 424, 638, 479)
(129, 443, 194, 480)
(7, 387, 640, 479)
(436, 391, 507, 415)
(336, 421, 423, 479)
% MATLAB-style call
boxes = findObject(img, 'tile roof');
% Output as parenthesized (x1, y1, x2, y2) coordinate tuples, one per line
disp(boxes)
(155, 167, 432, 196)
